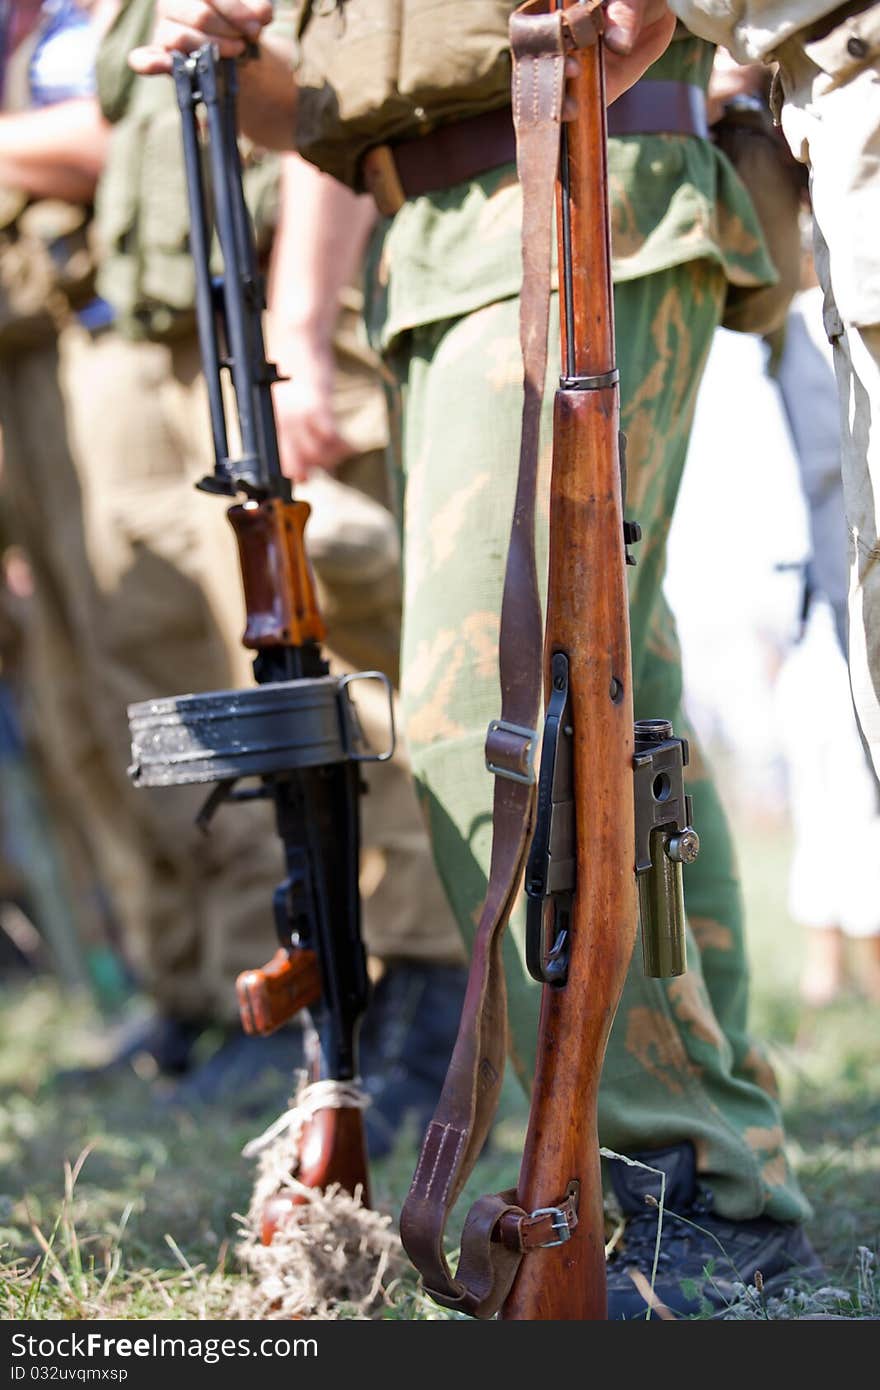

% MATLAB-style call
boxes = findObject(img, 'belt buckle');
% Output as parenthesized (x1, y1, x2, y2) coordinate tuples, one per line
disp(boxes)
(361, 145, 406, 218)
(529, 1205, 572, 1248)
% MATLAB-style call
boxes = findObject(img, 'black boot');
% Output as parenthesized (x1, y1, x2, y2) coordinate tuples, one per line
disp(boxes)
(605, 1142, 823, 1319)
(160, 1022, 306, 1116)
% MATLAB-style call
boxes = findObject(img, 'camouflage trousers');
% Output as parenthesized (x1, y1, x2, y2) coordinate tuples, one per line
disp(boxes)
(389, 259, 810, 1223)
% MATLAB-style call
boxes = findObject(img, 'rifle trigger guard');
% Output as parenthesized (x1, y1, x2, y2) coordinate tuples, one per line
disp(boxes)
(525, 652, 575, 985)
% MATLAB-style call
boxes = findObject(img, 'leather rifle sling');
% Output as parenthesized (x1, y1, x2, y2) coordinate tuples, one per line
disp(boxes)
(398, 0, 603, 1318)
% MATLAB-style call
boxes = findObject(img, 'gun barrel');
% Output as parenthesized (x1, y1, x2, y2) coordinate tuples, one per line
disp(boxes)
(172, 52, 230, 479)
(173, 47, 286, 499)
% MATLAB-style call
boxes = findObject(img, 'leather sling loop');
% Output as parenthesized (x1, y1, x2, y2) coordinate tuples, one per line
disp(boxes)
(398, 0, 602, 1319)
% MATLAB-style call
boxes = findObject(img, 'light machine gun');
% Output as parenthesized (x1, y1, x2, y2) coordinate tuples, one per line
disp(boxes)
(126, 45, 395, 1234)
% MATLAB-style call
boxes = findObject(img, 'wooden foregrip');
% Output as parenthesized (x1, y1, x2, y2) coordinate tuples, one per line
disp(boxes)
(236, 947, 322, 1036)
(227, 497, 327, 649)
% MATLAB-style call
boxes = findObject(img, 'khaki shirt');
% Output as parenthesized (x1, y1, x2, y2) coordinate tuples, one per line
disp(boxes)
(292, 0, 515, 189)
(669, 0, 871, 62)
(94, 0, 388, 451)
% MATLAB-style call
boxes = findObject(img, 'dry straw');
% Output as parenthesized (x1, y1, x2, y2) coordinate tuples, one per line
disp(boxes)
(232, 1079, 409, 1320)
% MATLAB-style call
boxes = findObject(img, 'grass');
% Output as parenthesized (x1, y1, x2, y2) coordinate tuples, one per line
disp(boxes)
(0, 801, 878, 1321)
(0, 975, 528, 1321)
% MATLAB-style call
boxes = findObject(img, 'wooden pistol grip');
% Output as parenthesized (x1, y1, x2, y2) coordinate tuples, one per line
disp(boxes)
(236, 947, 322, 1036)
(260, 1106, 371, 1244)
(228, 497, 326, 649)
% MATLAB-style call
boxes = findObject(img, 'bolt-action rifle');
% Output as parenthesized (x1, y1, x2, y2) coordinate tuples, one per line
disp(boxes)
(125, 45, 395, 1235)
(400, 0, 698, 1319)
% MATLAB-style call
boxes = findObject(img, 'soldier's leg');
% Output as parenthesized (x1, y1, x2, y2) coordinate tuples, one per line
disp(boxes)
(295, 448, 468, 1153)
(298, 450, 466, 971)
(395, 262, 810, 1223)
(603, 593, 804, 1221)
(603, 266, 805, 1218)
(298, 459, 403, 681)
(0, 584, 112, 990)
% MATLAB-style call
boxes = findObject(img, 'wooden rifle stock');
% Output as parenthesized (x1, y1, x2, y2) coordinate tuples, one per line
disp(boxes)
(501, 22, 636, 1320)
(399, 2, 699, 1318)
(398, 0, 683, 1321)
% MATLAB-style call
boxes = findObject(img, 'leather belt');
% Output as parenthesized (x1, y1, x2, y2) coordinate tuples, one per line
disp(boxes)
(362, 79, 709, 216)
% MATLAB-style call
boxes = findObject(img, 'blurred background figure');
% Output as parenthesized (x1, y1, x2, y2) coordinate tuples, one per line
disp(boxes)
(0, 557, 62, 981)
(770, 280, 880, 1009)
(773, 594, 880, 1008)
(0, 0, 133, 1008)
(666, 226, 880, 1017)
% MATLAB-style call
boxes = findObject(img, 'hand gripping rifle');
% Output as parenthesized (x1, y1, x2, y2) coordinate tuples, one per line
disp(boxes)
(125, 45, 395, 1233)
(399, 1, 698, 1319)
